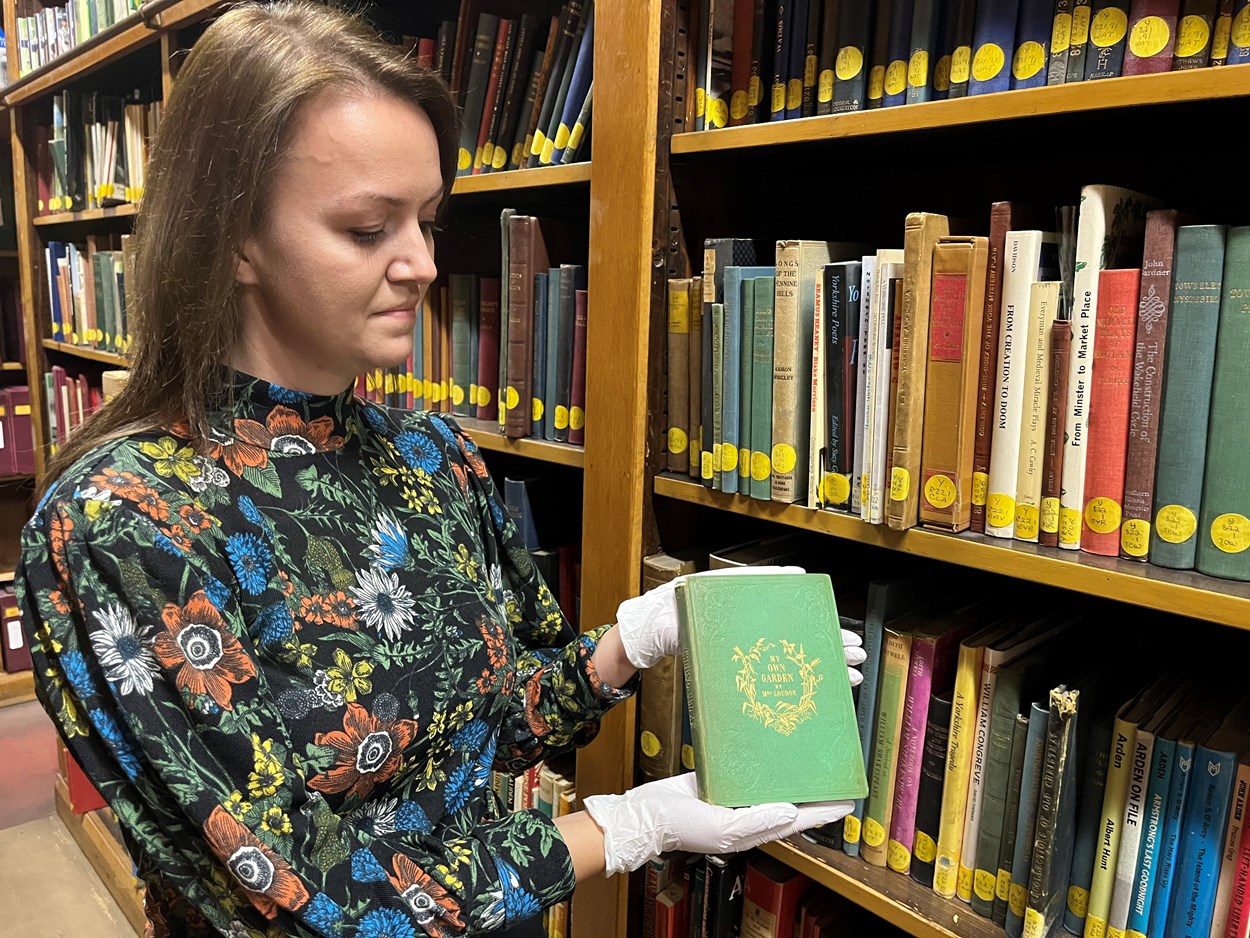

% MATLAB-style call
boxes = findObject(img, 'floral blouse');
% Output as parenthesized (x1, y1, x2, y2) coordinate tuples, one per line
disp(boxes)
(16, 374, 633, 938)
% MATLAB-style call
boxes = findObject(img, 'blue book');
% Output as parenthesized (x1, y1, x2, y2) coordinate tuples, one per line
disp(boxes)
(1061, 710, 1113, 936)
(543, 268, 561, 441)
(738, 275, 757, 497)
(968, 0, 1020, 96)
(1005, 701, 1050, 938)
(1008, 0, 1053, 90)
(749, 276, 775, 500)
(550, 5, 594, 164)
(905, 0, 942, 104)
(1164, 698, 1250, 938)
(450, 273, 475, 417)
(784, 0, 810, 119)
(1150, 709, 1211, 936)
(721, 265, 774, 495)
(531, 271, 549, 439)
(882, 0, 916, 107)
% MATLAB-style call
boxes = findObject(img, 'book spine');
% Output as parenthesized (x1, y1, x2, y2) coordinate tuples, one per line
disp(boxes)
(852, 257, 875, 515)
(1195, 226, 1250, 582)
(701, 247, 717, 487)
(768, 0, 790, 121)
(1006, 703, 1051, 938)
(906, 0, 943, 104)
(1067, 0, 1094, 79)
(957, 646, 1001, 903)
(1148, 736, 1198, 935)
(972, 203, 1014, 533)
(1214, 764, 1250, 938)
(473, 19, 514, 174)
(807, 270, 827, 508)
(994, 713, 1032, 926)
(747, 0, 771, 123)
(771, 241, 806, 503)
(784, 0, 810, 118)
(968, 0, 1021, 96)
(800, 0, 821, 116)
(553, 265, 582, 442)
(689, 278, 705, 478)
(750, 276, 775, 500)
(831, 1, 873, 112)
(1106, 727, 1157, 937)
(668, 279, 693, 471)
(972, 667, 1028, 918)
(711, 301, 725, 490)
(550, 11, 594, 163)
(1122, 0, 1181, 74)
(843, 577, 890, 857)
(705, 0, 734, 129)
(1063, 718, 1113, 936)
(815, 0, 839, 115)
(532, 271, 550, 438)
(1013, 281, 1061, 544)
(1010, 0, 1056, 90)
(911, 690, 953, 888)
(1223, 774, 1250, 938)
(1039, 320, 1072, 547)
(450, 274, 474, 417)
(505, 217, 536, 438)
(888, 633, 940, 874)
(933, 641, 982, 899)
(738, 274, 756, 493)
(1124, 734, 1177, 938)
(938, 0, 978, 98)
(722, 266, 757, 495)
(568, 288, 588, 445)
(456, 15, 499, 177)
(1150, 224, 1225, 569)
(729, 0, 756, 126)
(476, 277, 501, 421)
(881, 0, 914, 107)
(1085, 0, 1132, 78)
(1210, 0, 1235, 65)
(1086, 713, 1138, 938)
(862, 628, 911, 868)
(1171, 0, 1218, 69)
(865, 0, 894, 108)
(1080, 268, 1141, 557)
(823, 261, 857, 511)
(1049, 0, 1076, 84)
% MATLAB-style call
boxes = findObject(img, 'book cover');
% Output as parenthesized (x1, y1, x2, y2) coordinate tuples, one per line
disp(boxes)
(994, 713, 1034, 926)
(1010, 0, 1055, 90)
(861, 624, 913, 868)
(691, 277, 705, 478)
(1171, 0, 1219, 68)
(1150, 224, 1226, 570)
(1084, 0, 1132, 78)
(675, 572, 869, 807)
(668, 278, 694, 472)
(532, 270, 550, 438)
(906, 0, 944, 103)
(969, 0, 1022, 95)
(741, 854, 811, 938)
(750, 275, 775, 500)
(820, 260, 862, 511)
(1049, 0, 1077, 83)
(852, 257, 875, 517)
(1006, 702, 1052, 938)
(704, 238, 758, 488)
(1063, 711, 1114, 936)
(1122, 0, 1182, 73)
(831, 1, 873, 112)
(1039, 318, 1072, 547)
(911, 689, 953, 888)
(456, 13, 499, 177)
(726, 265, 775, 495)
(569, 288, 588, 445)
(1195, 226, 1250, 582)
(1012, 281, 1062, 544)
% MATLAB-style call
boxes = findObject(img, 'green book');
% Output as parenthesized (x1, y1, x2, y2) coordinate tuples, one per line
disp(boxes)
(749, 276, 775, 501)
(675, 572, 869, 807)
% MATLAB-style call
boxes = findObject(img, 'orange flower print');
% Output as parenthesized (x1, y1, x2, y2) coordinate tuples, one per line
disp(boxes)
(133, 486, 172, 523)
(449, 461, 468, 497)
(475, 619, 511, 695)
(464, 446, 489, 481)
(523, 671, 549, 738)
(235, 406, 345, 457)
(159, 524, 194, 553)
(298, 595, 329, 625)
(90, 467, 148, 499)
(177, 504, 215, 534)
(49, 589, 72, 614)
(298, 592, 357, 630)
(388, 855, 465, 937)
(202, 806, 309, 919)
(49, 510, 74, 582)
(154, 591, 256, 710)
(307, 703, 417, 802)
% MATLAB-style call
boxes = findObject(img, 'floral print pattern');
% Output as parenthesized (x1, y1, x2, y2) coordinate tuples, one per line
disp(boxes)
(17, 374, 634, 937)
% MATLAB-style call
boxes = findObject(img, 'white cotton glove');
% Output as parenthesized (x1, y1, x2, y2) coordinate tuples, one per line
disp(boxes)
(582, 772, 854, 876)
(615, 565, 804, 670)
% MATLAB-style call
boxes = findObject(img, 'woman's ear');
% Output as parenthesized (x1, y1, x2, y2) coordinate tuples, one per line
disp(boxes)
(235, 240, 261, 286)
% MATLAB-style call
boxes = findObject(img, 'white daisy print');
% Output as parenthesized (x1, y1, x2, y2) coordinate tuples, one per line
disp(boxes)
(350, 567, 417, 641)
(90, 603, 159, 695)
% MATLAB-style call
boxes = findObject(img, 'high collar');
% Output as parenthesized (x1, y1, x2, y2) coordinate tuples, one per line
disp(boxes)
(208, 371, 357, 454)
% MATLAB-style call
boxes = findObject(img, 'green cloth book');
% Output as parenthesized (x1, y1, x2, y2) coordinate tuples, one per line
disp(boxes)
(674, 572, 869, 807)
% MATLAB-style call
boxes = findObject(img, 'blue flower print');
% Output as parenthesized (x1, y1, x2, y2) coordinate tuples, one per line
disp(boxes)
(394, 431, 442, 473)
(237, 495, 265, 528)
(429, 416, 458, 446)
(89, 709, 144, 780)
(357, 908, 416, 938)
(351, 849, 389, 883)
(444, 761, 475, 814)
(450, 719, 489, 753)
(304, 893, 344, 935)
(62, 650, 97, 700)
(488, 496, 506, 531)
(203, 576, 231, 612)
(493, 856, 542, 923)
(363, 405, 389, 434)
(369, 513, 409, 572)
(255, 603, 294, 648)
(225, 533, 272, 595)
(267, 383, 312, 405)
(396, 801, 432, 834)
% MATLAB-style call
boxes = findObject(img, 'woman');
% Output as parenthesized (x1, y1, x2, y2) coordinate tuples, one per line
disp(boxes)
(16, 4, 860, 937)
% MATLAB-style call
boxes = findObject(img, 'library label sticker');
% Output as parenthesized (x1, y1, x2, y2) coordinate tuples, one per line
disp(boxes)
(668, 427, 687, 455)
(889, 467, 910, 502)
(950, 44, 972, 84)
(639, 731, 660, 758)
(822, 473, 851, 507)
(924, 473, 955, 509)
(1059, 507, 1082, 546)
(569, 407, 585, 431)
(987, 493, 1015, 529)
(1090, 6, 1129, 47)
(1210, 513, 1250, 554)
(1175, 16, 1210, 57)
(554, 406, 570, 431)
(913, 831, 936, 863)
(862, 817, 885, 848)
(770, 443, 796, 475)
(531, 398, 544, 422)
(721, 443, 738, 474)
(1155, 505, 1196, 544)
(836, 46, 863, 81)
(1015, 503, 1040, 541)
(1084, 496, 1122, 535)
(1120, 519, 1151, 557)
(972, 43, 1005, 82)
(1040, 496, 1060, 534)
(1129, 16, 1172, 58)
(1052, 13, 1074, 55)
(971, 471, 988, 506)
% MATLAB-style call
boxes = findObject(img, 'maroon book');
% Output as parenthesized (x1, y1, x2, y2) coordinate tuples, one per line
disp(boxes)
(1122, 0, 1181, 75)
(1039, 320, 1072, 547)
(568, 288, 588, 446)
(1, 587, 31, 672)
(476, 277, 501, 422)
(473, 18, 513, 174)
(7, 386, 35, 475)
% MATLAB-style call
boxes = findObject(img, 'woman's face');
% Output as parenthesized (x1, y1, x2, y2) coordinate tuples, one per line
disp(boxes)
(233, 90, 443, 394)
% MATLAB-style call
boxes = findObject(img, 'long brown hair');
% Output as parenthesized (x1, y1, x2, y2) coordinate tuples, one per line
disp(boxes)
(46, 0, 458, 483)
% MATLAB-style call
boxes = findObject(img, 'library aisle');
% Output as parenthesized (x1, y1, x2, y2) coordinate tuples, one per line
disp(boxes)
(0, 699, 133, 936)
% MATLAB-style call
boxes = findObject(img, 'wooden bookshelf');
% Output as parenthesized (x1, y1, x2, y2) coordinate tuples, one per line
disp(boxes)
(455, 415, 586, 468)
(41, 339, 128, 367)
(0, 360, 24, 370)
(0, 668, 35, 708)
(670, 68, 1250, 155)
(450, 161, 591, 196)
(762, 836, 1001, 938)
(654, 473, 1250, 627)
(32, 203, 140, 227)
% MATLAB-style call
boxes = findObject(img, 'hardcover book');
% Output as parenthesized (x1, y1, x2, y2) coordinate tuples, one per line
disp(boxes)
(674, 572, 869, 807)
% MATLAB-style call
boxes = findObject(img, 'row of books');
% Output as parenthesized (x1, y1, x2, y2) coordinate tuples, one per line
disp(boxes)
(42, 366, 125, 459)
(45, 234, 131, 353)
(0, 276, 26, 365)
(448, 1, 594, 175)
(38, 88, 161, 215)
(688, 0, 1250, 130)
(667, 189, 1250, 581)
(13, 0, 140, 79)
(645, 849, 910, 938)
(1, 586, 29, 673)
(502, 470, 583, 628)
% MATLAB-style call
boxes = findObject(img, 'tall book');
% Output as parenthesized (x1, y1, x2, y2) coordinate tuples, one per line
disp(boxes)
(1171, 0, 1219, 68)
(919, 236, 988, 532)
(995, 712, 1034, 927)
(1012, 281, 1062, 544)
(749, 275, 775, 500)
(1195, 226, 1250, 582)
(938, 0, 979, 97)
(851, 257, 875, 516)
(887, 211, 949, 531)
(912, 689, 954, 888)
(704, 238, 758, 488)
(727, 264, 776, 495)
(818, 259, 862, 512)
(1010, 0, 1056, 90)
(968, 0, 1022, 96)
(505, 215, 549, 438)
(1119, 209, 1182, 561)
(498, 207, 516, 429)
(690, 277, 705, 479)
(1005, 702, 1052, 938)
(1060, 184, 1158, 551)
(552, 264, 586, 442)
(831, 1, 873, 112)
(1080, 268, 1141, 558)
(668, 278, 694, 472)
(568, 287, 588, 445)
(861, 624, 914, 868)
(476, 276, 501, 422)
(1150, 225, 1226, 570)
(1049, 0, 1077, 83)
(674, 572, 869, 806)
(1122, 0, 1182, 73)
(1063, 711, 1115, 937)
(456, 14, 499, 177)
(1084, 0, 1132, 78)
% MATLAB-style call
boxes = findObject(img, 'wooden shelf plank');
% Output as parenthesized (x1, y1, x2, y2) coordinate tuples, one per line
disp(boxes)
(54, 777, 145, 936)
(653, 474, 1250, 626)
(0, 669, 36, 709)
(42, 339, 128, 367)
(455, 415, 585, 468)
(32, 203, 139, 227)
(451, 162, 591, 195)
(1, 361, 25, 370)
(671, 68, 1250, 155)
(762, 836, 1001, 938)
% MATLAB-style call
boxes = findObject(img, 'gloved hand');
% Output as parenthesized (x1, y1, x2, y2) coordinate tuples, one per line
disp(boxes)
(614, 566, 868, 687)
(582, 772, 854, 876)
(615, 566, 804, 670)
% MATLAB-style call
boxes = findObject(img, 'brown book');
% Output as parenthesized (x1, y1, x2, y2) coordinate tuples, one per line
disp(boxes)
(667, 277, 693, 473)
(475, 277, 501, 422)
(1119, 209, 1182, 561)
(506, 216, 549, 437)
(523, 1, 584, 168)
(487, 13, 542, 172)
(448, 0, 486, 102)
(509, 17, 561, 169)
(971, 201, 1048, 532)
(887, 211, 950, 531)
(1039, 319, 1072, 547)
(568, 288, 588, 446)
(688, 277, 704, 479)
(918, 236, 988, 532)
(472, 18, 513, 174)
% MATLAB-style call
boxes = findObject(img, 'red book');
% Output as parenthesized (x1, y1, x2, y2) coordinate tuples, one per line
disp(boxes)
(741, 854, 810, 938)
(416, 37, 436, 70)
(0, 391, 15, 476)
(473, 18, 513, 174)
(727, 0, 756, 127)
(476, 276, 501, 421)
(654, 882, 687, 938)
(1080, 268, 1141, 556)
(1225, 796, 1250, 938)
(62, 748, 107, 814)
(1, 587, 31, 672)
(7, 386, 35, 475)
(1122, 0, 1182, 75)
(568, 288, 588, 445)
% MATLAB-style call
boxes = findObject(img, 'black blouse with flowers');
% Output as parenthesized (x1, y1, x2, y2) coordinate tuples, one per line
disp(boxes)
(16, 375, 632, 938)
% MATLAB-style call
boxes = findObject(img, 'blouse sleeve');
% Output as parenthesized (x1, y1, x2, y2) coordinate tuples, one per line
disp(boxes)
(437, 417, 637, 774)
(18, 490, 575, 936)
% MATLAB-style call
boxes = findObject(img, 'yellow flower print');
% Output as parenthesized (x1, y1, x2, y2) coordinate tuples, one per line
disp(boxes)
(35, 621, 62, 654)
(260, 806, 292, 836)
(448, 841, 472, 869)
(225, 790, 253, 821)
(325, 648, 373, 703)
(504, 594, 523, 628)
(248, 734, 285, 798)
(535, 610, 565, 642)
(435, 864, 464, 891)
(291, 641, 318, 671)
(536, 583, 557, 611)
(138, 437, 202, 484)
(454, 544, 479, 582)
